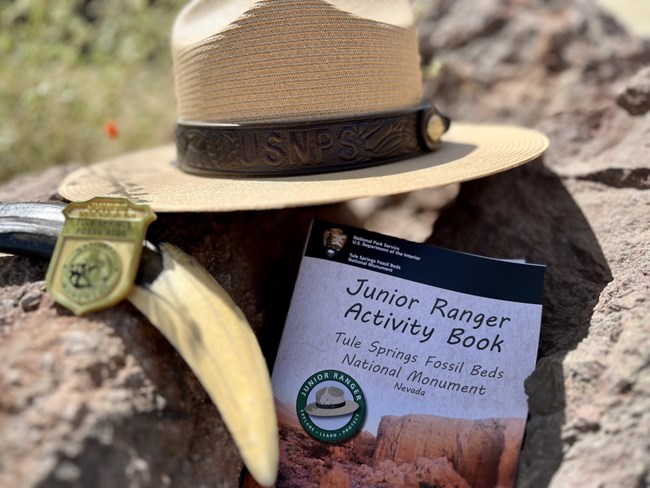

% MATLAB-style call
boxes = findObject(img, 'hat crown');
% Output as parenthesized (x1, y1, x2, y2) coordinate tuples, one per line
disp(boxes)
(316, 386, 346, 405)
(172, 0, 422, 124)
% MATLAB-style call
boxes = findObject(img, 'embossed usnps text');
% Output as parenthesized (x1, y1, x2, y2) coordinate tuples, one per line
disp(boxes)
(176, 107, 449, 176)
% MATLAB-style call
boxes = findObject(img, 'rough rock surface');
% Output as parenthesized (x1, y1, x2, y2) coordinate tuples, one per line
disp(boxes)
(0, 258, 244, 487)
(361, 457, 471, 488)
(275, 423, 471, 488)
(318, 465, 349, 488)
(1, 0, 650, 487)
(373, 415, 523, 488)
(418, 1, 650, 487)
(617, 66, 650, 116)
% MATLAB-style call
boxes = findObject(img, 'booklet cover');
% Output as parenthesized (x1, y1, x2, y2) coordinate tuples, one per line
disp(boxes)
(270, 220, 545, 488)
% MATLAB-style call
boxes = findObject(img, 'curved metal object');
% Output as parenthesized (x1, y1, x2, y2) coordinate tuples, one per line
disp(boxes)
(0, 202, 66, 258)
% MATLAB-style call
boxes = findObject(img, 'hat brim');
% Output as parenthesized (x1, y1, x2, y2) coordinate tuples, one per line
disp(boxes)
(58, 123, 548, 212)
(304, 400, 360, 417)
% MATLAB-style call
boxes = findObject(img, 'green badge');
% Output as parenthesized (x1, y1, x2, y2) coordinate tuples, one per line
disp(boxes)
(296, 370, 366, 443)
(46, 197, 156, 315)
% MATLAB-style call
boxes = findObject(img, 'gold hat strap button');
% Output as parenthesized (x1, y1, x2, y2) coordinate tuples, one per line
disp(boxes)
(420, 105, 452, 151)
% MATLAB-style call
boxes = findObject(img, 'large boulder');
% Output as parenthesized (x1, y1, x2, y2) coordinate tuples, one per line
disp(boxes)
(418, 1, 650, 486)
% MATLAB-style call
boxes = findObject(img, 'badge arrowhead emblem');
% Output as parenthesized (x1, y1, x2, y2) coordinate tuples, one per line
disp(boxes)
(323, 227, 348, 258)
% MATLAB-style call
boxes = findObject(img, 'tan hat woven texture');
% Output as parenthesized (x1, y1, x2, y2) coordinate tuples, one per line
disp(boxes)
(173, 0, 422, 123)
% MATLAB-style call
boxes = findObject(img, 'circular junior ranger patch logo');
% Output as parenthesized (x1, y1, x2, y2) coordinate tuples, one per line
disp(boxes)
(296, 369, 366, 443)
(61, 241, 122, 304)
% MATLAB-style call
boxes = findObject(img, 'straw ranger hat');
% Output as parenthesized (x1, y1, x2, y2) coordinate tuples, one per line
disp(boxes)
(59, 0, 548, 212)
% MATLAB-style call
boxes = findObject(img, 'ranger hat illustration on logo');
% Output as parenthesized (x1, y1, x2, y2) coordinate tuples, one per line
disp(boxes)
(296, 370, 366, 443)
(305, 386, 360, 417)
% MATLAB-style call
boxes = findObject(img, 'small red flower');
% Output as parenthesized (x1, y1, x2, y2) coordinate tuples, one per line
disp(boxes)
(104, 120, 119, 139)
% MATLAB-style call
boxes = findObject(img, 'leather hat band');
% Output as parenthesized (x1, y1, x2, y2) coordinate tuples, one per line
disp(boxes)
(175, 105, 450, 177)
(315, 401, 347, 410)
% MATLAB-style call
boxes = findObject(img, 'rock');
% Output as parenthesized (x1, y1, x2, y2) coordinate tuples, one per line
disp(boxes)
(417, 1, 650, 486)
(414, 457, 471, 488)
(419, 0, 650, 126)
(346, 185, 460, 242)
(319, 465, 349, 488)
(429, 150, 650, 488)
(373, 414, 523, 488)
(617, 66, 650, 115)
(378, 460, 406, 487)
(363, 457, 470, 488)
(0, 275, 244, 487)
(19, 288, 44, 312)
(349, 430, 375, 465)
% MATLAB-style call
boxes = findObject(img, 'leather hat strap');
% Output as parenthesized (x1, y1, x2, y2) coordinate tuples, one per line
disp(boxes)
(175, 105, 450, 177)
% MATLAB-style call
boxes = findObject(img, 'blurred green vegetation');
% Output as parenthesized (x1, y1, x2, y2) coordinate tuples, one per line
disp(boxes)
(0, 0, 187, 182)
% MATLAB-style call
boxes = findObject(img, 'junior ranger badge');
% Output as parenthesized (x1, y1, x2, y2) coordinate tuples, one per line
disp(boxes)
(46, 197, 156, 315)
